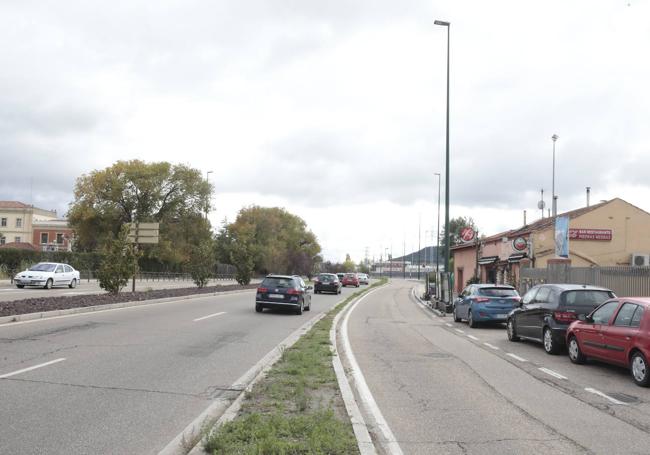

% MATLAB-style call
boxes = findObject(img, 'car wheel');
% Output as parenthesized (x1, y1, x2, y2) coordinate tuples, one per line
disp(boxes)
(631, 352, 650, 387)
(338, 289, 341, 294)
(69, 278, 77, 289)
(568, 336, 586, 364)
(507, 319, 520, 342)
(295, 300, 303, 315)
(543, 327, 560, 355)
(16, 284, 24, 289)
(468, 310, 478, 328)
(44, 279, 53, 290)
(255, 303, 263, 313)
(453, 307, 461, 322)
(306, 301, 311, 311)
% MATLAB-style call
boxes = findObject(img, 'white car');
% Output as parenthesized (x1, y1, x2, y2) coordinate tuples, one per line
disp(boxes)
(14, 262, 81, 289)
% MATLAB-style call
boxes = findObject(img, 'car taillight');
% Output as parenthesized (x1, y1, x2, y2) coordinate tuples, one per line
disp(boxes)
(553, 311, 577, 323)
(287, 288, 301, 295)
(474, 297, 490, 303)
(257, 287, 268, 293)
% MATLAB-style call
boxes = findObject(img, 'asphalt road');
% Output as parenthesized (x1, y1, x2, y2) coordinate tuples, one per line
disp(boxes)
(348, 280, 650, 455)
(0, 279, 249, 303)
(0, 283, 363, 454)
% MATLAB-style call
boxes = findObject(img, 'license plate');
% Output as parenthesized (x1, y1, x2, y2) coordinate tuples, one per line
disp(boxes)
(496, 314, 508, 318)
(269, 294, 284, 299)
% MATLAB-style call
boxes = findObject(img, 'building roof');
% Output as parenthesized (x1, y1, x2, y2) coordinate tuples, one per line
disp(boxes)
(0, 201, 31, 209)
(0, 242, 38, 251)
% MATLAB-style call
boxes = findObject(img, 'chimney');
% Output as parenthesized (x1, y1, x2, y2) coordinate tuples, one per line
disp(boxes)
(524, 210, 527, 226)
(586, 187, 591, 207)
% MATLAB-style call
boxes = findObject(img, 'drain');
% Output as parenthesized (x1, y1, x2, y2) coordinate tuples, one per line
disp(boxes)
(607, 392, 640, 404)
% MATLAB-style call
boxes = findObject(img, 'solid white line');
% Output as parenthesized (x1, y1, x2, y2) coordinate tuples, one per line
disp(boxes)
(467, 335, 480, 341)
(445, 323, 453, 327)
(341, 289, 404, 455)
(0, 358, 66, 379)
(483, 343, 500, 350)
(193, 311, 226, 322)
(585, 387, 627, 405)
(539, 367, 568, 380)
(455, 329, 465, 334)
(506, 353, 527, 362)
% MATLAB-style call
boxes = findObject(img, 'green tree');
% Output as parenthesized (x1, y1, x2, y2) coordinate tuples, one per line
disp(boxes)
(97, 226, 140, 295)
(188, 240, 216, 288)
(68, 160, 213, 263)
(342, 254, 356, 272)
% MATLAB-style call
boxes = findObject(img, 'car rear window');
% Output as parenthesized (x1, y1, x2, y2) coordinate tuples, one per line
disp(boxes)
(477, 288, 518, 297)
(262, 277, 295, 288)
(318, 274, 334, 281)
(561, 290, 613, 309)
(345, 273, 356, 278)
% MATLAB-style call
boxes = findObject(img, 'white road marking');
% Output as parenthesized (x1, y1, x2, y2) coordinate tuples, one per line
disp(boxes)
(0, 358, 66, 379)
(445, 323, 453, 327)
(193, 311, 226, 322)
(467, 335, 480, 341)
(483, 343, 500, 350)
(506, 353, 527, 362)
(585, 387, 627, 405)
(539, 367, 568, 380)
(455, 329, 465, 334)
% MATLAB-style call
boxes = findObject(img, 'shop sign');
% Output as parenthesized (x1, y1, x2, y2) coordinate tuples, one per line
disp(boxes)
(460, 227, 476, 243)
(512, 237, 528, 252)
(569, 229, 612, 241)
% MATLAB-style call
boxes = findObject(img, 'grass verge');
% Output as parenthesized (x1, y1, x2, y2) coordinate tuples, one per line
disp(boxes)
(203, 279, 387, 454)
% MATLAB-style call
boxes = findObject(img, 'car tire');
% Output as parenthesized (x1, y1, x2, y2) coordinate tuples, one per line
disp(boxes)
(296, 300, 303, 315)
(338, 289, 341, 294)
(453, 307, 461, 322)
(255, 303, 263, 313)
(468, 310, 478, 328)
(16, 284, 24, 289)
(543, 327, 560, 355)
(44, 279, 53, 290)
(631, 352, 650, 387)
(306, 301, 311, 311)
(568, 336, 586, 364)
(69, 279, 77, 289)
(507, 318, 520, 342)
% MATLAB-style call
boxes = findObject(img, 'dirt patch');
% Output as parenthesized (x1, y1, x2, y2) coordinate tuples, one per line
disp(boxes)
(0, 283, 258, 317)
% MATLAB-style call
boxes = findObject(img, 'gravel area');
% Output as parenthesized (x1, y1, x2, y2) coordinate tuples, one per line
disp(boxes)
(0, 283, 258, 317)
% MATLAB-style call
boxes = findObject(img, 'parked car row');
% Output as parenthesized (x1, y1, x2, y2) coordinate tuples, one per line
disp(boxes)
(453, 282, 650, 387)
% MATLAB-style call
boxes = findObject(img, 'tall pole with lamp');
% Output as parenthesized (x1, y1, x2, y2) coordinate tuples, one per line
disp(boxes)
(205, 170, 213, 220)
(435, 172, 441, 299)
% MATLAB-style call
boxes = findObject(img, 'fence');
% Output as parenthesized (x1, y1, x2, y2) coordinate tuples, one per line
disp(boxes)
(520, 265, 650, 297)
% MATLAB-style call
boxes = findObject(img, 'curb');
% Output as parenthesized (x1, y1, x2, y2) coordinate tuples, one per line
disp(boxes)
(411, 287, 446, 317)
(0, 288, 256, 327)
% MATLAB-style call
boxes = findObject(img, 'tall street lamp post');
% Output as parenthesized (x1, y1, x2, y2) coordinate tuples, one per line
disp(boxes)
(434, 19, 451, 304)
(551, 134, 558, 218)
(205, 170, 213, 220)
(435, 172, 441, 298)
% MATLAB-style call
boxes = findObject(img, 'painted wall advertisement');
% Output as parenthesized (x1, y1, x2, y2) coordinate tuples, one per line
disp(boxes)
(555, 216, 570, 258)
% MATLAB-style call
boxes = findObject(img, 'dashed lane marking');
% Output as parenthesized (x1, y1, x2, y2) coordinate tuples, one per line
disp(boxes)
(506, 353, 527, 362)
(0, 358, 66, 379)
(483, 343, 500, 350)
(193, 311, 227, 322)
(467, 335, 480, 341)
(585, 388, 627, 405)
(455, 329, 465, 334)
(539, 367, 568, 380)
(445, 323, 453, 327)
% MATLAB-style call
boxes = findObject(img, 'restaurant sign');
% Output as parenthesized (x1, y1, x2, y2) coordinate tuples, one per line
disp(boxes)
(568, 229, 612, 241)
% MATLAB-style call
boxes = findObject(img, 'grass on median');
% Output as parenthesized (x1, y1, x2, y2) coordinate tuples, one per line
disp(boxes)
(203, 279, 387, 455)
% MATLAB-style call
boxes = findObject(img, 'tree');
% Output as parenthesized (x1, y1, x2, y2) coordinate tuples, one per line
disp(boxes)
(188, 240, 216, 288)
(342, 254, 356, 272)
(68, 160, 213, 263)
(97, 226, 140, 295)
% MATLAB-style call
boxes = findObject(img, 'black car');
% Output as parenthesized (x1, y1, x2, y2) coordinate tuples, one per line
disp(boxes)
(507, 284, 615, 354)
(255, 275, 312, 314)
(314, 273, 342, 294)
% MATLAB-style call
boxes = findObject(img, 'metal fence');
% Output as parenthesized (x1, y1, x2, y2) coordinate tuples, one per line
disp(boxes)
(521, 265, 650, 297)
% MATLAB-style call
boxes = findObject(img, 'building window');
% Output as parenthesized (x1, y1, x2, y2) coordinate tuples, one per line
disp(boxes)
(16, 218, 22, 228)
(41, 233, 49, 244)
(56, 233, 64, 244)
(0, 237, 5, 245)
(15, 236, 21, 243)
(1, 218, 6, 227)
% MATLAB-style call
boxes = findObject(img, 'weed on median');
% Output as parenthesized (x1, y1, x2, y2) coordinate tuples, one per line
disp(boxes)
(203, 279, 386, 455)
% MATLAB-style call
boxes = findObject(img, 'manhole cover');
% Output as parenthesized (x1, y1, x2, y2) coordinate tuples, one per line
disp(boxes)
(607, 392, 639, 404)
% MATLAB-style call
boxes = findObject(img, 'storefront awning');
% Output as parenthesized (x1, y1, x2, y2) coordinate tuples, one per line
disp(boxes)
(478, 256, 498, 265)
(508, 253, 527, 263)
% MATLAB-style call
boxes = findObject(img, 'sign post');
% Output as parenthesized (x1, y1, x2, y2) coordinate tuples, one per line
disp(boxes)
(126, 222, 160, 292)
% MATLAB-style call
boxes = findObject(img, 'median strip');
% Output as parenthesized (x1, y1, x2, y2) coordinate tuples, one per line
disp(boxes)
(0, 358, 66, 379)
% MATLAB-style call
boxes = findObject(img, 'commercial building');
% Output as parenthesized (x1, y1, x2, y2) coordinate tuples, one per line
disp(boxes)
(451, 198, 650, 292)
(0, 201, 73, 251)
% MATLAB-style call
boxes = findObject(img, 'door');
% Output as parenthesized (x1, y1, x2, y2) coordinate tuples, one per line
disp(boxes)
(455, 286, 471, 319)
(602, 303, 642, 366)
(580, 300, 621, 359)
(519, 286, 550, 340)
(54, 264, 65, 286)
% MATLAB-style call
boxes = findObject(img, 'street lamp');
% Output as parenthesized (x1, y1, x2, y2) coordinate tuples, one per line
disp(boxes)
(435, 19, 451, 305)
(551, 134, 558, 218)
(385, 247, 389, 279)
(205, 170, 213, 219)
(435, 172, 441, 299)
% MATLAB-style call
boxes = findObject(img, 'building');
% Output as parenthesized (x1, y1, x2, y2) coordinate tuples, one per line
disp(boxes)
(451, 198, 650, 292)
(0, 201, 73, 251)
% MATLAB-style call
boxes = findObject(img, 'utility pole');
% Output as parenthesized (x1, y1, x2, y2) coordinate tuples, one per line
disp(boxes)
(551, 134, 558, 218)
(403, 239, 406, 279)
(435, 173, 441, 300)
(205, 170, 213, 220)
(418, 215, 421, 280)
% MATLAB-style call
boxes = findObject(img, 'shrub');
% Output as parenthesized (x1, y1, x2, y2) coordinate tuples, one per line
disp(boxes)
(96, 227, 140, 294)
(188, 241, 215, 288)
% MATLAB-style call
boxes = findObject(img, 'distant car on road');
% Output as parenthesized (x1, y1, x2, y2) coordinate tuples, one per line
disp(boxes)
(453, 284, 520, 328)
(566, 297, 650, 386)
(357, 273, 369, 285)
(255, 275, 312, 314)
(336, 272, 345, 282)
(342, 273, 359, 287)
(313, 273, 342, 294)
(14, 262, 80, 289)
(507, 284, 615, 354)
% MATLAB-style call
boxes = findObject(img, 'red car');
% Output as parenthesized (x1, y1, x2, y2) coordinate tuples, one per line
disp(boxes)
(341, 273, 359, 287)
(566, 297, 650, 386)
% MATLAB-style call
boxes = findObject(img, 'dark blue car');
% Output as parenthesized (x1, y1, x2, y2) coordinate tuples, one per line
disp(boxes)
(453, 284, 520, 328)
(255, 275, 312, 315)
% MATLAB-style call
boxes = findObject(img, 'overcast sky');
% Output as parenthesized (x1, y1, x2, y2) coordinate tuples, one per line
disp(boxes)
(1, 1, 648, 262)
